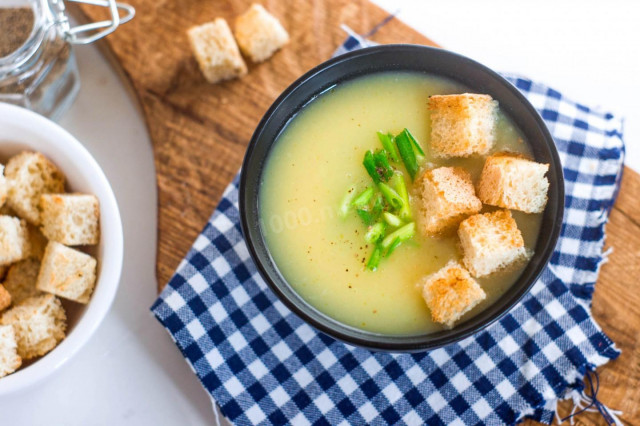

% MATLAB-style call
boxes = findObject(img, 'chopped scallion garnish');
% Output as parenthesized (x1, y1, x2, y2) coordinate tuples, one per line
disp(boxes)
(377, 132, 400, 162)
(367, 244, 383, 271)
(383, 212, 402, 228)
(381, 222, 415, 249)
(342, 128, 422, 271)
(378, 182, 404, 211)
(352, 187, 374, 208)
(373, 149, 394, 180)
(395, 131, 419, 180)
(403, 128, 425, 157)
(363, 150, 381, 184)
(384, 237, 402, 257)
(357, 209, 374, 226)
(371, 194, 385, 222)
(390, 172, 412, 221)
(339, 186, 357, 218)
(364, 222, 386, 244)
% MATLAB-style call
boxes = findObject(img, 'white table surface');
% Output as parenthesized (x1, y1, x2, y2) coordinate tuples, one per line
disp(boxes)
(1, 1, 637, 424)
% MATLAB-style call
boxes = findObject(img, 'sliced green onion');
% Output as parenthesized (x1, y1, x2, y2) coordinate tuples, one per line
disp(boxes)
(390, 172, 412, 221)
(357, 209, 373, 226)
(377, 132, 400, 162)
(384, 237, 402, 257)
(395, 131, 419, 180)
(403, 128, 425, 157)
(364, 222, 386, 244)
(371, 194, 385, 222)
(372, 194, 384, 213)
(373, 149, 393, 180)
(378, 182, 403, 211)
(381, 222, 415, 249)
(352, 187, 374, 208)
(339, 186, 357, 218)
(383, 212, 402, 227)
(363, 151, 380, 184)
(367, 244, 383, 271)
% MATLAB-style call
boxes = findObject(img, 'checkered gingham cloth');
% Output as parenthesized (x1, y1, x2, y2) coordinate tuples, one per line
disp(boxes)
(151, 34, 626, 425)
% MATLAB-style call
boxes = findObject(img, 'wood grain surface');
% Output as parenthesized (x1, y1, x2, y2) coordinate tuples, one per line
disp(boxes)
(75, 1, 639, 424)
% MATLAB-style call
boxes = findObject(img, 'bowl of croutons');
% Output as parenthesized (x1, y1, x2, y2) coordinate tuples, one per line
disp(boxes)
(0, 103, 123, 393)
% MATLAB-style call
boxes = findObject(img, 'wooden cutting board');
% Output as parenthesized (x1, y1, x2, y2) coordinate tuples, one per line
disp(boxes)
(75, 1, 640, 424)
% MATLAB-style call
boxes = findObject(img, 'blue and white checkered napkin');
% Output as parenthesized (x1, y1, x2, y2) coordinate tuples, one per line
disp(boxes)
(151, 34, 625, 424)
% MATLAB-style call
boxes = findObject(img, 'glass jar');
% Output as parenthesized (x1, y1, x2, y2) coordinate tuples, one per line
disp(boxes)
(0, 0, 134, 121)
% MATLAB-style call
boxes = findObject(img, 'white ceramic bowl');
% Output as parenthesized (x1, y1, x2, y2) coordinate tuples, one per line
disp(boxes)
(0, 104, 123, 395)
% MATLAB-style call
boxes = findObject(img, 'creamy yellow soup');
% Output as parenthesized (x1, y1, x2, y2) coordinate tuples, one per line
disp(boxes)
(260, 72, 542, 335)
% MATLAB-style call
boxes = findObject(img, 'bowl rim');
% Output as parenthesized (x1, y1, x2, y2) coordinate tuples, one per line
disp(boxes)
(239, 44, 564, 352)
(0, 103, 124, 393)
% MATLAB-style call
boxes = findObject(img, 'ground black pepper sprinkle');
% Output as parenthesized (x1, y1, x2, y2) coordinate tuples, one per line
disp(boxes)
(0, 8, 34, 57)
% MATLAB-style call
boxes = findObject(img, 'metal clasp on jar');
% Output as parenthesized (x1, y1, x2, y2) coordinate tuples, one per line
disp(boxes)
(48, 0, 135, 45)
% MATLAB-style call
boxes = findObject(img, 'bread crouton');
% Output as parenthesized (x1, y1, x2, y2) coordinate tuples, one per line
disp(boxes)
(25, 223, 47, 260)
(37, 242, 97, 304)
(187, 18, 248, 84)
(0, 324, 21, 377)
(0, 165, 7, 209)
(3, 258, 41, 305)
(0, 294, 66, 359)
(0, 204, 16, 216)
(416, 167, 482, 234)
(478, 154, 550, 214)
(40, 194, 99, 246)
(0, 215, 29, 266)
(5, 152, 65, 225)
(234, 4, 289, 63)
(429, 94, 497, 158)
(420, 260, 486, 328)
(0, 285, 10, 311)
(458, 209, 529, 277)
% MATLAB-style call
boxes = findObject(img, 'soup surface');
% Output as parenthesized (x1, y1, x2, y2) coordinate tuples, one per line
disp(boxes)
(260, 72, 542, 335)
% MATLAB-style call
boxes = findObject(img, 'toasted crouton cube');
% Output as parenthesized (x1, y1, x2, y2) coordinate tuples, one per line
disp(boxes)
(0, 204, 15, 216)
(0, 294, 66, 359)
(429, 94, 497, 158)
(420, 260, 486, 328)
(0, 165, 7, 208)
(0, 324, 21, 377)
(5, 152, 65, 224)
(40, 194, 99, 246)
(234, 4, 289, 63)
(0, 215, 29, 266)
(37, 242, 97, 304)
(0, 285, 10, 311)
(478, 154, 550, 214)
(458, 210, 528, 277)
(187, 18, 248, 84)
(3, 258, 41, 305)
(25, 223, 47, 260)
(416, 167, 482, 234)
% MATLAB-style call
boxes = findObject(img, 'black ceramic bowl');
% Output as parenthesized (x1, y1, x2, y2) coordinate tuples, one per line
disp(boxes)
(239, 45, 564, 352)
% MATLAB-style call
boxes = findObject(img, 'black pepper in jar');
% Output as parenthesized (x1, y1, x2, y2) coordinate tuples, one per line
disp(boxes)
(0, 4, 77, 119)
(0, 8, 34, 57)
(0, 0, 133, 119)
